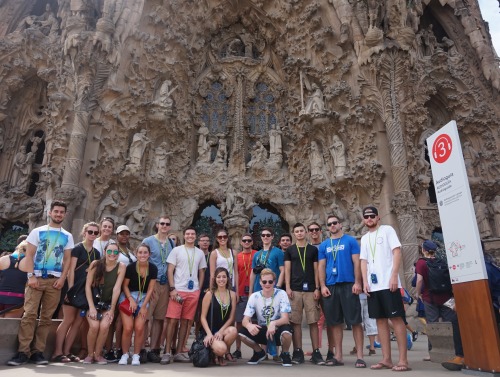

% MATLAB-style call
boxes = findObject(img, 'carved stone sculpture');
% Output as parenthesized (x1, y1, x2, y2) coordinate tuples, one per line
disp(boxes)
(330, 135, 347, 178)
(197, 124, 211, 164)
(124, 201, 150, 236)
(126, 129, 150, 173)
(95, 190, 120, 221)
(474, 196, 492, 239)
(490, 196, 500, 238)
(463, 141, 480, 178)
(12, 146, 34, 192)
(309, 141, 326, 181)
(247, 141, 267, 170)
(303, 84, 325, 115)
(150, 142, 171, 180)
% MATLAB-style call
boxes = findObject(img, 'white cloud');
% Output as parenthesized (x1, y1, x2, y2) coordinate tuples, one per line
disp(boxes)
(478, 0, 500, 56)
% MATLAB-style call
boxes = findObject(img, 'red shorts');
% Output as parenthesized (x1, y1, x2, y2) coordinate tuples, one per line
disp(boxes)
(166, 290, 200, 320)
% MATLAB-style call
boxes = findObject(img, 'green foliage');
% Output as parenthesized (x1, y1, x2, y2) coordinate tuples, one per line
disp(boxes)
(193, 215, 222, 244)
(0, 224, 29, 253)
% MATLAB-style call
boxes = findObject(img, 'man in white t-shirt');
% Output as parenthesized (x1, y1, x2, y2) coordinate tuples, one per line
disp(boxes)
(359, 206, 409, 371)
(8, 200, 74, 366)
(238, 268, 293, 367)
(161, 226, 206, 364)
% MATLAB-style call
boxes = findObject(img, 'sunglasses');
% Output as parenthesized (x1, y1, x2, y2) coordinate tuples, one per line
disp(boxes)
(217, 235, 228, 240)
(327, 221, 339, 226)
(87, 230, 99, 236)
(308, 228, 321, 232)
(241, 239, 252, 243)
(363, 214, 377, 219)
(106, 249, 119, 255)
(261, 233, 272, 238)
(159, 222, 171, 226)
(261, 280, 274, 285)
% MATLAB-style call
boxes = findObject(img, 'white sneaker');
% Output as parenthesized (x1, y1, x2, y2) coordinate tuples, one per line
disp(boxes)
(131, 354, 140, 366)
(160, 352, 171, 365)
(118, 353, 129, 365)
(173, 352, 190, 362)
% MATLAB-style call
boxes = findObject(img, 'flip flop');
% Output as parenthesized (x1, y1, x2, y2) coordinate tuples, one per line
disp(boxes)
(371, 362, 393, 370)
(392, 364, 412, 372)
(51, 354, 70, 363)
(326, 357, 344, 366)
(355, 359, 367, 368)
(423, 356, 431, 361)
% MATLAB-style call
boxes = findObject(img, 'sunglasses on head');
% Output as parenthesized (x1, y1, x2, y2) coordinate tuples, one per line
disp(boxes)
(261, 233, 272, 238)
(217, 235, 228, 240)
(308, 228, 320, 232)
(159, 222, 171, 226)
(87, 230, 99, 236)
(261, 279, 274, 285)
(106, 249, 119, 255)
(241, 239, 252, 243)
(363, 214, 377, 219)
(327, 221, 339, 226)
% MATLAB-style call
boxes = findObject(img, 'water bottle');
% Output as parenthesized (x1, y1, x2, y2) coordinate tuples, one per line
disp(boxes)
(79, 309, 86, 317)
(267, 337, 277, 356)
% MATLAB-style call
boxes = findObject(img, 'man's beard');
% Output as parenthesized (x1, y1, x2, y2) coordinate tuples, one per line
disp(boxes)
(50, 217, 63, 225)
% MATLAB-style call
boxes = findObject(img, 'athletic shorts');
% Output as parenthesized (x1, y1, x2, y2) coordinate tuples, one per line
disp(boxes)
(367, 289, 405, 319)
(322, 283, 362, 326)
(238, 324, 293, 346)
(149, 281, 169, 320)
(289, 291, 319, 325)
(235, 296, 249, 323)
(166, 290, 200, 320)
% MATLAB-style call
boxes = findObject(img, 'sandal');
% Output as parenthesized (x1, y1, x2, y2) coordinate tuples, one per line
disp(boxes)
(349, 347, 357, 355)
(355, 359, 367, 368)
(368, 349, 376, 356)
(392, 364, 412, 372)
(66, 353, 81, 362)
(51, 354, 70, 363)
(371, 362, 393, 370)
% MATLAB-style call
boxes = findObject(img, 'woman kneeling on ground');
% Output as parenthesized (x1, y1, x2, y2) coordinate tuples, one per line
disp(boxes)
(200, 267, 237, 366)
(84, 240, 125, 364)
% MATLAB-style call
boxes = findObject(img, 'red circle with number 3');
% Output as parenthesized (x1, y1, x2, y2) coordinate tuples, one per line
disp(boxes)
(432, 134, 453, 163)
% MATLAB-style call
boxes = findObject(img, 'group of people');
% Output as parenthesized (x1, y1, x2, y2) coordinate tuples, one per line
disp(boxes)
(1, 200, 484, 371)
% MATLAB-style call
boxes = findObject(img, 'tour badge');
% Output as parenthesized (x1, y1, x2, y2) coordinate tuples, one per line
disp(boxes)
(159, 274, 167, 285)
(370, 273, 378, 284)
(302, 282, 309, 291)
(332, 267, 338, 276)
(41, 268, 48, 279)
(244, 285, 249, 294)
(187, 279, 194, 290)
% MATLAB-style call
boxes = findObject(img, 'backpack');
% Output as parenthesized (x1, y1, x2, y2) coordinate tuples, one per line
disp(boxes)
(426, 257, 452, 293)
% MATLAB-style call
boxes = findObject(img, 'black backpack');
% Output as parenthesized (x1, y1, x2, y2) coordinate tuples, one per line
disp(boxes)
(426, 257, 452, 293)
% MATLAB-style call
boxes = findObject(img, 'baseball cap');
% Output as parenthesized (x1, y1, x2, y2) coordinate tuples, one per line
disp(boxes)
(116, 225, 131, 234)
(422, 240, 437, 252)
(362, 206, 379, 216)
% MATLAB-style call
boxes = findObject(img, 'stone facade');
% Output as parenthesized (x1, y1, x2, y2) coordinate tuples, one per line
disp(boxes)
(0, 0, 499, 288)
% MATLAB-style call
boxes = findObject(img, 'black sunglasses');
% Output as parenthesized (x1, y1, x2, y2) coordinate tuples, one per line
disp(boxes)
(242, 239, 253, 243)
(261, 233, 272, 238)
(87, 230, 99, 236)
(363, 214, 377, 219)
(159, 222, 171, 226)
(261, 280, 274, 285)
(308, 228, 321, 232)
(327, 221, 339, 226)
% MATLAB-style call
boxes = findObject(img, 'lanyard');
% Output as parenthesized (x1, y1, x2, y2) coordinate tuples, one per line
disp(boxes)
(242, 252, 252, 277)
(259, 250, 269, 265)
(329, 236, 343, 263)
(97, 237, 107, 254)
(136, 262, 149, 302)
(155, 235, 168, 264)
(216, 289, 230, 321)
(368, 229, 379, 263)
(218, 248, 233, 277)
(185, 246, 195, 277)
(262, 290, 275, 326)
(119, 246, 133, 263)
(297, 244, 308, 272)
(43, 225, 61, 267)
(82, 241, 95, 266)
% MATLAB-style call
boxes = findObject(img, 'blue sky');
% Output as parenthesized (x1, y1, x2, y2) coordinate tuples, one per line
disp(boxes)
(478, 0, 500, 56)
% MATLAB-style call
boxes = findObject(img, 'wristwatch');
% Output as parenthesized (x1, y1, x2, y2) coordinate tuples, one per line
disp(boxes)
(27, 272, 35, 279)
(169, 286, 176, 292)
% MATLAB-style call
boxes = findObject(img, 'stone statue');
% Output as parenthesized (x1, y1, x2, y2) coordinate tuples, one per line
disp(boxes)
(15, 3, 59, 37)
(124, 200, 150, 235)
(223, 184, 255, 217)
(463, 141, 479, 177)
(127, 129, 150, 169)
(330, 135, 347, 177)
(153, 80, 177, 110)
(490, 196, 500, 238)
(309, 141, 326, 181)
(422, 24, 437, 56)
(197, 124, 211, 164)
(304, 83, 325, 115)
(268, 124, 283, 169)
(12, 146, 35, 192)
(150, 142, 171, 179)
(247, 141, 268, 170)
(213, 138, 227, 170)
(474, 196, 492, 239)
(30, 135, 43, 155)
(95, 190, 120, 221)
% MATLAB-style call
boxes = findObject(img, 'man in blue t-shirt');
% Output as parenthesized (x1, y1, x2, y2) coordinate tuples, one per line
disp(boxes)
(249, 227, 284, 294)
(318, 214, 364, 367)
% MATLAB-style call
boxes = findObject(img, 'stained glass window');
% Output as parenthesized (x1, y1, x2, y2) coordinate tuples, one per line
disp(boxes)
(247, 82, 277, 136)
(201, 82, 229, 134)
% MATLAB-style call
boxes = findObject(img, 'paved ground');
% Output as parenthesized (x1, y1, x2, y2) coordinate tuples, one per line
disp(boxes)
(0, 328, 460, 376)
